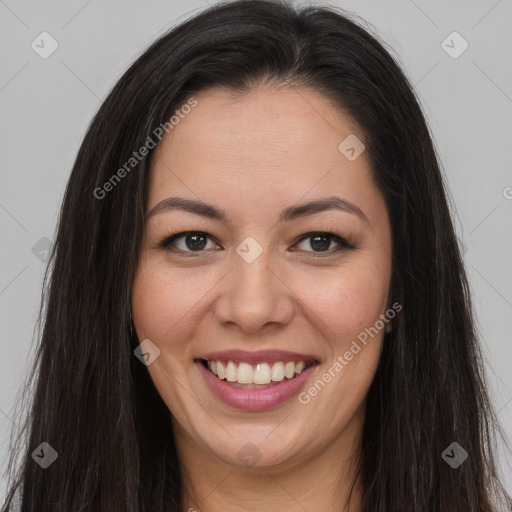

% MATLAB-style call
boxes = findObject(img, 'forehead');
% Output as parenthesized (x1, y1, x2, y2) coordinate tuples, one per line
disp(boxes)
(148, 84, 381, 224)
(154, 83, 361, 160)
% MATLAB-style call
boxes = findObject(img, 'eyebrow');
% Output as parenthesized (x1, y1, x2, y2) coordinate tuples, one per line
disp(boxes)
(146, 195, 370, 226)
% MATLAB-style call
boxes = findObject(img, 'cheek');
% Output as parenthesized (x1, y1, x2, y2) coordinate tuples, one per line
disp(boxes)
(132, 258, 224, 358)
(295, 259, 391, 344)
(131, 260, 191, 345)
(131, 262, 206, 393)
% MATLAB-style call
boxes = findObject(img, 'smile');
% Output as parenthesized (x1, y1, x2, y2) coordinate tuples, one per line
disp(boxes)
(203, 359, 315, 387)
(196, 355, 320, 411)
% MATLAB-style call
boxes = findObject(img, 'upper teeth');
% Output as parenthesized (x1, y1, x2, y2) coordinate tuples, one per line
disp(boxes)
(207, 360, 309, 385)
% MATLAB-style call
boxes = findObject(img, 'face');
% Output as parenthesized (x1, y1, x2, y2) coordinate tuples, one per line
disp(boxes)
(132, 83, 393, 473)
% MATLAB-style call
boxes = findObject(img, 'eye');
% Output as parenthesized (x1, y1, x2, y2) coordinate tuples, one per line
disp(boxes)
(158, 231, 220, 255)
(158, 231, 354, 257)
(292, 232, 354, 255)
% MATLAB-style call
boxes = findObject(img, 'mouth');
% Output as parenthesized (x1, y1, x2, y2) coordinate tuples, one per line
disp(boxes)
(199, 359, 318, 389)
(194, 354, 320, 411)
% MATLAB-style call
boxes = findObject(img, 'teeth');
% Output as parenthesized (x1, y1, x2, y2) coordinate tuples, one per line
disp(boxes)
(253, 363, 271, 384)
(226, 361, 237, 382)
(205, 359, 312, 385)
(271, 362, 285, 382)
(208, 361, 218, 376)
(237, 362, 253, 384)
(217, 361, 225, 380)
(284, 362, 295, 379)
(295, 361, 306, 374)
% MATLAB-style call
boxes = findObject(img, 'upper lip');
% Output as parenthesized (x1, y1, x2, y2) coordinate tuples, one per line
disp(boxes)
(196, 349, 320, 365)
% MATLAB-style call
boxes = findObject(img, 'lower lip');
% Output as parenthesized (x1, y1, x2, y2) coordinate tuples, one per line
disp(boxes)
(196, 360, 317, 411)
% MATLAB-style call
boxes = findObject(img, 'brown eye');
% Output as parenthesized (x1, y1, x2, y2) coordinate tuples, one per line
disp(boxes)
(182, 233, 208, 251)
(158, 230, 354, 257)
(159, 231, 219, 254)
(293, 232, 354, 255)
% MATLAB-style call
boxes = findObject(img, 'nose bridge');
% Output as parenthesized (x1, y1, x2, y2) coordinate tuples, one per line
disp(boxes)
(232, 243, 276, 309)
(234, 245, 272, 294)
(213, 238, 293, 331)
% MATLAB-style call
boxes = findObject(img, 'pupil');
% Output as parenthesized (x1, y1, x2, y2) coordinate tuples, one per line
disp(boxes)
(186, 233, 207, 251)
(311, 234, 330, 251)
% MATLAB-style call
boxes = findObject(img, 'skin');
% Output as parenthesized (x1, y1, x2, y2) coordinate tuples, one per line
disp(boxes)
(132, 83, 393, 512)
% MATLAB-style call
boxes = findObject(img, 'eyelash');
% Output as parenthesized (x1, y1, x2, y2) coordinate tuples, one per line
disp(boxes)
(157, 230, 355, 257)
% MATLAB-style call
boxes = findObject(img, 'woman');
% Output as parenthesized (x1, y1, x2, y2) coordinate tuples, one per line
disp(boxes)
(2, 0, 511, 510)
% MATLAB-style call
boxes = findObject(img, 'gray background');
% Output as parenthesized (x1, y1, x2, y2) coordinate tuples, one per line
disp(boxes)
(1, 0, 511, 499)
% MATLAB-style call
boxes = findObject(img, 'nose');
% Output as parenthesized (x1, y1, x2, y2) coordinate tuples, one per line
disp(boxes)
(212, 248, 295, 334)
